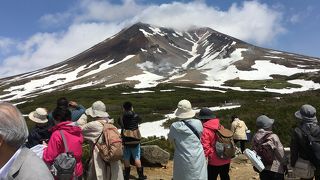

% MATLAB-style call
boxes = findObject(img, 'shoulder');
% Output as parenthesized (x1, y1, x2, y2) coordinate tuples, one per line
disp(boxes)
(17, 148, 53, 179)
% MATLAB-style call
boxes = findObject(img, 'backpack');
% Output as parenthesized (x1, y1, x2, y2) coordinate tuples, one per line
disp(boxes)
(252, 133, 274, 166)
(214, 126, 236, 159)
(51, 130, 76, 180)
(96, 121, 123, 162)
(299, 125, 320, 167)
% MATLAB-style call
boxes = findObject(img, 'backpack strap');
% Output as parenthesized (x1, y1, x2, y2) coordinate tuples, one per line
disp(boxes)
(257, 133, 273, 145)
(182, 120, 200, 140)
(59, 130, 69, 153)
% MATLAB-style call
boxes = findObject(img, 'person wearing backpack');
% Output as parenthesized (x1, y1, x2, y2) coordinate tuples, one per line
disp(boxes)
(231, 115, 248, 153)
(81, 101, 123, 180)
(290, 104, 320, 180)
(118, 101, 146, 180)
(199, 108, 231, 180)
(43, 106, 84, 179)
(168, 100, 207, 180)
(252, 115, 286, 180)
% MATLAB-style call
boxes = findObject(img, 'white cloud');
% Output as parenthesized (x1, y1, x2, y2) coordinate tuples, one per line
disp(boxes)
(0, 0, 285, 78)
(0, 37, 15, 55)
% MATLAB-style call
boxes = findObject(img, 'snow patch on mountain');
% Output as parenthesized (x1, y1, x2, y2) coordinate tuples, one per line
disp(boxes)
(126, 71, 164, 89)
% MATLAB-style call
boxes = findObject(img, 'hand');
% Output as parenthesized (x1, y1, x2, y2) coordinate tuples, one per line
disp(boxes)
(42, 141, 48, 146)
(69, 101, 78, 107)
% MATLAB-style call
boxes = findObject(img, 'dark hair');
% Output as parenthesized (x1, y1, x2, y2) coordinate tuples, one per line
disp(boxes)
(57, 97, 68, 108)
(52, 107, 71, 122)
(123, 101, 133, 111)
(231, 115, 238, 121)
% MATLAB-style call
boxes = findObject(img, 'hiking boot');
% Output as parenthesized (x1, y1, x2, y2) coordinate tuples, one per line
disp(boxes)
(137, 167, 147, 180)
(124, 167, 130, 180)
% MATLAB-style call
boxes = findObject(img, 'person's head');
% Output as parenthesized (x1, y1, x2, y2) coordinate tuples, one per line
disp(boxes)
(256, 115, 274, 131)
(174, 99, 195, 119)
(86, 101, 109, 118)
(231, 115, 238, 122)
(198, 108, 215, 122)
(123, 101, 133, 112)
(295, 104, 317, 123)
(57, 97, 68, 108)
(0, 102, 29, 150)
(28, 108, 48, 125)
(52, 107, 71, 124)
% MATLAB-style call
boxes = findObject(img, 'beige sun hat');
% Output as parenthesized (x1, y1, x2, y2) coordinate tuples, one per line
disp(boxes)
(28, 108, 48, 124)
(86, 101, 110, 118)
(174, 99, 195, 119)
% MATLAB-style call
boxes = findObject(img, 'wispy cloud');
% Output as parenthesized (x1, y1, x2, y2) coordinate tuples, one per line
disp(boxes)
(0, 0, 285, 78)
(0, 37, 15, 55)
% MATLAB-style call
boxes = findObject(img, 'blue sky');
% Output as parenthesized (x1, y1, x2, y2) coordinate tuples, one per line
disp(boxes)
(0, 0, 319, 77)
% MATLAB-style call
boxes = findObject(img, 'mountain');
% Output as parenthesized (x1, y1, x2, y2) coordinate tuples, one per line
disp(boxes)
(1, 22, 320, 102)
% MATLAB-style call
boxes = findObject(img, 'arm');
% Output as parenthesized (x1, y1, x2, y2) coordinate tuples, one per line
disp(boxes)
(168, 124, 175, 143)
(230, 122, 235, 133)
(43, 132, 62, 165)
(290, 129, 299, 167)
(77, 114, 87, 126)
(201, 128, 214, 158)
(272, 134, 285, 164)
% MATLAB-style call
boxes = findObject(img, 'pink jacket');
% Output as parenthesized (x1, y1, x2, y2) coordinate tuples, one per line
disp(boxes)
(43, 121, 84, 177)
(201, 118, 231, 166)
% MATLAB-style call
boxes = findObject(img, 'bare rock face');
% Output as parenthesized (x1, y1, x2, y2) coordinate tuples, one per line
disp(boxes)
(141, 145, 170, 167)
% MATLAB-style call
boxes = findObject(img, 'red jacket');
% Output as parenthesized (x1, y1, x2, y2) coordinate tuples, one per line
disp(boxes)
(201, 118, 231, 166)
(43, 121, 84, 177)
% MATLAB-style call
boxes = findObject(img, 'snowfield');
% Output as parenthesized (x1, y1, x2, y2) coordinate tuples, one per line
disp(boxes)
(139, 104, 241, 138)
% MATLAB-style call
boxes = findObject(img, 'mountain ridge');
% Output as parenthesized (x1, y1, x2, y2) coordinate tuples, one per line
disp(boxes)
(0, 22, 320, 102)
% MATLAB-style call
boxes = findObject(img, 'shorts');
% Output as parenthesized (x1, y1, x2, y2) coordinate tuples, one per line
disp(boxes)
(123, 144, 141, 161)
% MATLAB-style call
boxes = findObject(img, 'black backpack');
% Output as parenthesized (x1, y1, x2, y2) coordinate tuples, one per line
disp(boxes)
(299, 124, 320, 167)
(51, 130, 76, 180)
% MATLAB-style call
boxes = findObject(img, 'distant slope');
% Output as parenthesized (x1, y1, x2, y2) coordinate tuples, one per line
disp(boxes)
(1, 22, 320, 102)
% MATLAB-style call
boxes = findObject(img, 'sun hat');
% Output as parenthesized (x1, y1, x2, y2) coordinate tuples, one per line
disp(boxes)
(197, 108, 216, 120)
(174, 99, 195, 119)
(86, 101, 109, 118)
(256, 115, 274, 130)
(28, 108, 48, 124)
(295, 104, 317, 122)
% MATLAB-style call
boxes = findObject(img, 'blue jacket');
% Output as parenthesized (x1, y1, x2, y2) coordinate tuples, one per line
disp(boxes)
(168, 118, 207, 180)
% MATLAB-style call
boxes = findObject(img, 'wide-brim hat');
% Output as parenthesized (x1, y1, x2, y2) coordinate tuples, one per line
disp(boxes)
(197, 108, 216, 120)
(28, 108, 48, 124)
(86, 101, 109, 118)
(174, 99, 195, 119)
(295, 104, 317, 122)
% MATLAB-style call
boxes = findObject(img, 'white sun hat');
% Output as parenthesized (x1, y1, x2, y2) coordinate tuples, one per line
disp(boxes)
(28, 108, 48, 124)
(86, 101, 110, 118)
(174, 99, 195, 119)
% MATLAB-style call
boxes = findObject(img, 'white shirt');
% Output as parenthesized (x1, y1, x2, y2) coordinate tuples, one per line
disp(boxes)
(0, 148, 22, 179)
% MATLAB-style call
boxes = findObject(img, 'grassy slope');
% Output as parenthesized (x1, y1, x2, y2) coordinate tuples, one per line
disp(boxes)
(16, 84, 320, 147)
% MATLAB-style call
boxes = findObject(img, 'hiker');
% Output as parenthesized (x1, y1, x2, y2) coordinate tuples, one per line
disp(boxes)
(168, 100, 207, 180)
(25, 108, 52, 148)
(81, 101, 123, 180)
(252, 115, 286, 180)
(231, 115, 248, 153)
(290, 104, 320, 180)
(199, 108, 231, 180)
(118, 101, 146, 180)
(43, 106, 84, 179)
(0, 102, 53, 179)
(48, 97, 87, 126)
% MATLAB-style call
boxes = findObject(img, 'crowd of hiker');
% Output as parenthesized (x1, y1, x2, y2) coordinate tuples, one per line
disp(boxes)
(0, 98, 320, 180)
